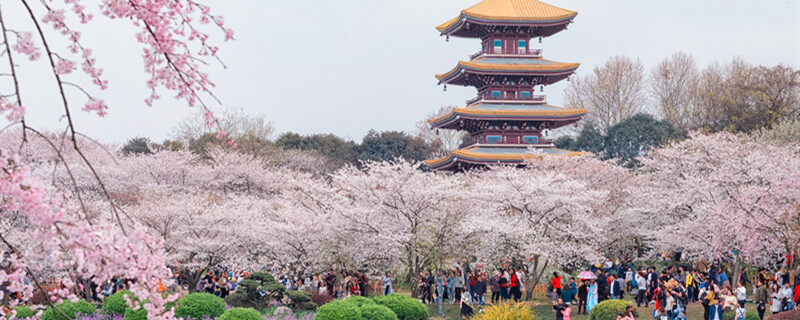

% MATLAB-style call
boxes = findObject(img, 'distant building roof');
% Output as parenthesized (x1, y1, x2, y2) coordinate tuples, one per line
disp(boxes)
(424, 145, 584, 170)
(428, 102, 586, 128)
(437, 0, 577, 36)
(436, 57, 579, 83)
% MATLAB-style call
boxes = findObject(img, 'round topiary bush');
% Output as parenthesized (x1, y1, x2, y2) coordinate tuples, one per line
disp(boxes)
(471, 303, 533, 320)
(372, 294, 428, 320)
(122, 307, 146, 320)
(174, 293, 227, 320)
(315, 300, 362, 320)
(589, 299, 637, 320)
(722, 311, 764, 320)
(42, 300, 96, 320)
(287, 290, 317, 310)
(102, 290, 137, 316)
(360, 304, 399, 320)
(345, 295, 376, 307)
(10, 306, 37, 319)
(218, 308, 262, 320)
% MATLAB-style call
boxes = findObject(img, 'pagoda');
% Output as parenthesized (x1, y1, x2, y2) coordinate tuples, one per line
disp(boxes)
(424, 0, 586, 171)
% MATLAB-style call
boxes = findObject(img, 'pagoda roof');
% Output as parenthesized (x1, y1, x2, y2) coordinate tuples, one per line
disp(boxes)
(437, 0, 577, 38)
(424, 145, 584, 170)
(436, 56, 579, 85)
(428, 102, 586, 129)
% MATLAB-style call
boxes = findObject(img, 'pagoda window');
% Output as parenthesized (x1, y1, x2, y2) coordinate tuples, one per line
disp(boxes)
(486, 135, 502, 144)
(490, 90, 502, 98)
(523, 136, 539, 144)
(493, 39, 502, 54)
(520, 91, 532, 99)
(517, 40, 527, 54)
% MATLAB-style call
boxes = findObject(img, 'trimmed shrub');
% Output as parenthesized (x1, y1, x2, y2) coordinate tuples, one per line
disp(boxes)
(225, 272, 284, 309)
(174, 293, 227, 320)
(218, 308, 262, 320)
(42, 300, 96, 320)
(589, 299, 637, 320)
(287, 290, 316, 310)
(10, 306, 37, 319)
(315, 300, 362, 320)
(372, 294, 428, 320)
(471, 303, 533, 320)
(102, 290, 137, 316)
(770, 310, 800, 320)
(345, 295, 376, 307)
(360, 304, 399, 320)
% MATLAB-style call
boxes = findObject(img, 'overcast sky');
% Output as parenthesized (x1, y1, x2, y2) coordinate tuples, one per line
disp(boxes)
(4, 0, 800, 144)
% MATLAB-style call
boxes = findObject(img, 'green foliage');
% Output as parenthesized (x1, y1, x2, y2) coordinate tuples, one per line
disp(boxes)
(603, 113, 684, 167)
(225, 271, 285, 309)
(722, 311, 761, 320)
(360, 304, 399, 320)
(122, 308, 146, 320)
(121, 137, 160, 155)
(344, 295, 376, 307)
(372, 294, 428, 320)
(42, 300, 96, 320)
(356, 130, 439, 164)
(588, 299, 638, 320)
(315, 300, 362, 320)
(10, 306, 37, 319)
(174, 293, 227, 320)
(287, 290, 316, 310)
(218, 308, 262, 320)
(470, 303, 534, 320)
(276, 132, 358, 167)
(102, 290, 137, 316)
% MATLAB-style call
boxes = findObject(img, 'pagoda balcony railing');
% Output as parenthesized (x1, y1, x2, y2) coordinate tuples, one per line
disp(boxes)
(466, 94, 547, 105)
(470, 48, 543, 60)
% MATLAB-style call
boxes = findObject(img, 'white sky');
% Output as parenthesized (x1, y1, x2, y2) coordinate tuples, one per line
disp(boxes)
(3, 0, 800, 144)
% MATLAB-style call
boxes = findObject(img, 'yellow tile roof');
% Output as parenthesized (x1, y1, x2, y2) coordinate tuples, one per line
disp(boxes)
(437, 0, 577, 32)
(435, 58, 580, 80)
(427, 105, 587, 124)
(424, 147, 586, 166)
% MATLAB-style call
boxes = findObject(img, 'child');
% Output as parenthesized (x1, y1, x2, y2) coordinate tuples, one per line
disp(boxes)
(553, 298, 569, 320)
(460, 288, 474, 319)
(735, 303, 746, 320)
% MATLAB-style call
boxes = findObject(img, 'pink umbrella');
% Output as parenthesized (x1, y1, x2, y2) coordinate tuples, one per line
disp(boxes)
(577, 270, 597, 280)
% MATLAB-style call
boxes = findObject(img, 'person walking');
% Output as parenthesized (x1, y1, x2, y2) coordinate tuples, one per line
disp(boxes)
(475, 272, 487, 306)
(382, 272, 394, 295)
(509, 268, 521, 302)
(755, 279, 768, 320)
(489, 272, 500, 304)
(636, 270, 648, 307)
(435, 271, 445, 317)
(447, 271, 456, 303)
(552, 272, 563, 297)
(499, 269, 509, 301)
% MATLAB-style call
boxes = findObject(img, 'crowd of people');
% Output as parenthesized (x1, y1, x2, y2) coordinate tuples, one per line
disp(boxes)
(547, 261, 800, 320)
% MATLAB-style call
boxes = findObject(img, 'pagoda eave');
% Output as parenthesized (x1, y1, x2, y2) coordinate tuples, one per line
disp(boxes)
(424, 146, 586, 171)
(429, 114, 583, 130)
(435, 61, 578, 86)
(439, 18, 572, 39)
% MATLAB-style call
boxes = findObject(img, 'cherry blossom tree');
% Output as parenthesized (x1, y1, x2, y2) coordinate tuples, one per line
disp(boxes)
(636, 132, 800, 276)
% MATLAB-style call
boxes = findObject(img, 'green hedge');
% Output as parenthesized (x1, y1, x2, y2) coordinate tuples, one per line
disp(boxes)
(345, 295, 376, 307)
(722, 311, 760, 320)
(102, 290, 137, 316)
(316, 300, 362, 320)
(42, 300, 96, 320)
(372, 294, 428, 320)
(122, 298, 180, 320)
(360, 304, 398, 320)
(174, 293, 227, 320)
(588, 299, 637, 320)
(287, 290, 317, 310)
(10, 306, 37, 319)
(218, 308, 262, 320)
